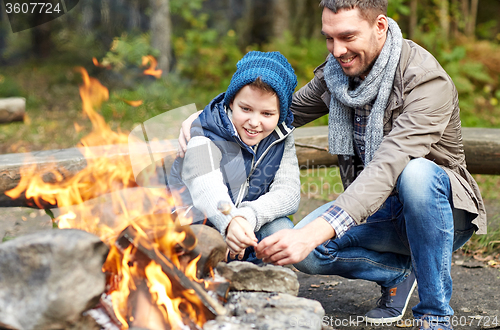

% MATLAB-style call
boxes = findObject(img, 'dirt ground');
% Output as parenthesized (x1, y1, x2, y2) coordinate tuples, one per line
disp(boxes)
(295, 265, 500, 330)
(0, 197, 499, 330)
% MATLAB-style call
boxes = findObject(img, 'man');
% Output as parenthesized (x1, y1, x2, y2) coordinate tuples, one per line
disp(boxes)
(178, 1, 486, 329)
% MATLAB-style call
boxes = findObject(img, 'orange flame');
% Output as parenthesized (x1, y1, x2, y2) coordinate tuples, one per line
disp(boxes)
(92, 57, 111, 69)
(142, 55, 162, 79)
(6, 68, 211, 329)
(123, 99, 143, 107)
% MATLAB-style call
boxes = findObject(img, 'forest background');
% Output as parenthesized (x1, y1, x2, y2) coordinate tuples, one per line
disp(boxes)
(0, 0, 500, 258)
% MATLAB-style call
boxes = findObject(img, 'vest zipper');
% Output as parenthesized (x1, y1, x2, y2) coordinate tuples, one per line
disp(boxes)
(234, 127, 295, 206)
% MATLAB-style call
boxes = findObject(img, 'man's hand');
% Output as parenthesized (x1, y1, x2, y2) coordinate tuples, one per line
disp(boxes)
(177, 110, 202, 158)
(255, 218, 335, 265)
(226, 216, 258, 260)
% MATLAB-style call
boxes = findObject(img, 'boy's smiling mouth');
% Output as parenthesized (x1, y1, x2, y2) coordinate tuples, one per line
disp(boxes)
(244, 127, 262, 136)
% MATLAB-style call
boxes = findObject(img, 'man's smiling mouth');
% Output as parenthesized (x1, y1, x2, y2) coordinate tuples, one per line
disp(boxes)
(339, 55, 356, 64)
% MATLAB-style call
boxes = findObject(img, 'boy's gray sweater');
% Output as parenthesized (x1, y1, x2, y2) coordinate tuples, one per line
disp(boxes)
(181, 134, 301, 237)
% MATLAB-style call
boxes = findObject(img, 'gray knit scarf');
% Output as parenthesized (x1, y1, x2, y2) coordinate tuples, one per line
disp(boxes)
(323, 17, 402, 164)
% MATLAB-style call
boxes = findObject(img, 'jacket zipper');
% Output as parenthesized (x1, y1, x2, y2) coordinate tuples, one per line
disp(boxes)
(234, 127, 295, 207)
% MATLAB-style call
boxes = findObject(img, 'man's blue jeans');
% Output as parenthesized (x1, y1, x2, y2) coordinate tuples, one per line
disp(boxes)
(294, 158, 477, 320)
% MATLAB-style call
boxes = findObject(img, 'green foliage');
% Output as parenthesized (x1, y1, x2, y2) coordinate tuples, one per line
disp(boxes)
(0, 74, 24, 98)
(264, 32, 330, 88)
(99, 73, 215, 127)
(170, 0, 204, 22)
(387, 0, 410, 21)
(100, 33, 159, 72)
(476, 20, 499, 40)
(173, 15, 243, 90)
(414, 34, 500, 127)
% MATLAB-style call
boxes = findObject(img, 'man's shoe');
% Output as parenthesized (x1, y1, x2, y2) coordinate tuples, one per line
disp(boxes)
(418, 317, 453, 330)
(365, 271, 417, 323)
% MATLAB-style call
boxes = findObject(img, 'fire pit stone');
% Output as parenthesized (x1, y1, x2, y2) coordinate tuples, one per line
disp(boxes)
(0, 229, 108, 330)
(203, 291, 326, 330)
(216, 261, 300, 296)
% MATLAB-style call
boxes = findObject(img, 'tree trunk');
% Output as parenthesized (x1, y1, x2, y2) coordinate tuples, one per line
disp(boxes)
(460, 0, 469, 32)
(101, 0, 110, 29)
(466, 0, 478, 37)
(272, 0, 290, 39)
(409, 0, 418, 39)
(234, 0, 260, 47)
(81, 0, 93, 33)
(129, 0, 141, 30)
(450, 0, 459, 38)
(291, 0, 306, 41)
(31, 19, 53, 58)
(150, 0, 172, 74)
(438, 0, 450, 41)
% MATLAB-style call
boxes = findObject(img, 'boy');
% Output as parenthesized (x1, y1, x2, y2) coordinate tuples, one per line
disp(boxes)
(169, 51, 300, 262)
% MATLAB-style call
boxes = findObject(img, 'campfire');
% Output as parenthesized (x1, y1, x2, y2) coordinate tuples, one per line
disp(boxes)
(5, 65, 227, 329)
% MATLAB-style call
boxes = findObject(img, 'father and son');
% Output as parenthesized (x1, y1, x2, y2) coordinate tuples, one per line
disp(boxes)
(167, 0, 487, 329)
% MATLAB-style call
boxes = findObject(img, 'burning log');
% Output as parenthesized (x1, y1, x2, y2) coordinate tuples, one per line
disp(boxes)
(115, 225, 227, 318)
(105, 226, 227, 329)
(189, 225, 227, 279)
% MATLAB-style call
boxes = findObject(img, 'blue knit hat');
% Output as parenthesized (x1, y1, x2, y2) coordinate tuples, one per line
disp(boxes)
(223, 51, 297, 124)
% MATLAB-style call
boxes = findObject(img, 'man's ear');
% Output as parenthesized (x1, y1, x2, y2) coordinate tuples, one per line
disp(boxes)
(375, 14, 389, 40)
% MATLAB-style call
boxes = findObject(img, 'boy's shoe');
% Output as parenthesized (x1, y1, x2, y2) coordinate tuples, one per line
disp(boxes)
(418, 317, 453, 330)
(365, 271, 417, 323)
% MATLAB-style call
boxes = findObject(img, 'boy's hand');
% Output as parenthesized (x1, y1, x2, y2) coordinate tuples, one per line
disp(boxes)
(226, 216, 258, 260)
(177, 110, 202, 158)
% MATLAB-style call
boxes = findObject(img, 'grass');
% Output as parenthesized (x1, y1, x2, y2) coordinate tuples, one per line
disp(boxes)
(300, 167, 343, 201)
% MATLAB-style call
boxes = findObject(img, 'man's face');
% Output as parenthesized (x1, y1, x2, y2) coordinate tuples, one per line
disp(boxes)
(321, 7, 387, 79)
(230, 85, 280, 147)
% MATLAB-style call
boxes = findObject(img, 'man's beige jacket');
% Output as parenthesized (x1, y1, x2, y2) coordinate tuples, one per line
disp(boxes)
(291, 39, 487, 233)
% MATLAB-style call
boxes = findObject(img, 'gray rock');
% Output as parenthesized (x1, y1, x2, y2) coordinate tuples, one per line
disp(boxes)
(0, 229, 109, 330)
(216, 261, 300, 296)
(204, 291, 325, 330)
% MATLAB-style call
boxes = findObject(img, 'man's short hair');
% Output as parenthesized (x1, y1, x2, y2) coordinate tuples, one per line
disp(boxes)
(319, 0, 387, 24)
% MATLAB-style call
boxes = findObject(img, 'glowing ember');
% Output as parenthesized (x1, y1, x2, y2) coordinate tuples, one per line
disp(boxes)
(6, 68, 216, 329)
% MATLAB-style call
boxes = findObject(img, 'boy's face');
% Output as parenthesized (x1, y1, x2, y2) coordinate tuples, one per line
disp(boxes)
(230, 85, 280, 146)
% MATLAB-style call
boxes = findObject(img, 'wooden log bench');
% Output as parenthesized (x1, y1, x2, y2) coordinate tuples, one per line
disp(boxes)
(0, 98, 26, 124)
(0, 126, 499, 208)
